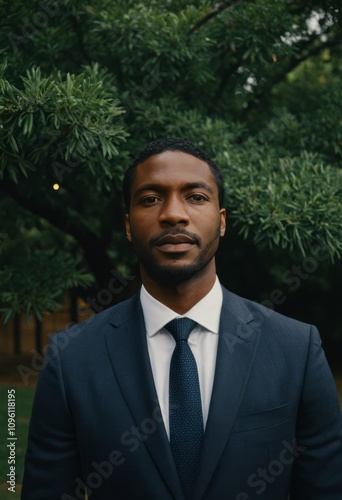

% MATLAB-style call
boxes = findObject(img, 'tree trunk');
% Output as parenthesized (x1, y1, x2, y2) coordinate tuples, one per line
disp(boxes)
(35, 316, 42, 354)
(13, 314, 21, 355)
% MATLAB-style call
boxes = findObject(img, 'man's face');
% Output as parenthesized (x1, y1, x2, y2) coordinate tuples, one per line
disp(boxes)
(125, 150, 226, 284)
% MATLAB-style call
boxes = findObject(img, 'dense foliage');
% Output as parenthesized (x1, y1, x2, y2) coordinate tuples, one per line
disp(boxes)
(0, 0, 341, 326)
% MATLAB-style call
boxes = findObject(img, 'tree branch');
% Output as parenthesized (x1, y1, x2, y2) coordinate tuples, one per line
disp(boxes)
(1, 177, 86, 243)
(0, 177, 115, 287)
(209, 60, 241, 112)
(69, 15, 92, 64)
(189, 0, 241, 34)
(0, 177, 141, 302)
(240, 31, 340, 120)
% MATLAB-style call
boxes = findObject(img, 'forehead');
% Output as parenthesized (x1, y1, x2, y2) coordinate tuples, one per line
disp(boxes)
(132, 150, 216, 188)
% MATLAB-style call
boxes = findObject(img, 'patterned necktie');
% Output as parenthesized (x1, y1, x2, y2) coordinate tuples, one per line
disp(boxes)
(165, 318, 204, 498)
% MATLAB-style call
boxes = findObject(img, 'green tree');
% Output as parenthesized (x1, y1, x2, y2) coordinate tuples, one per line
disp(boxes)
(0, 0, 341, 327)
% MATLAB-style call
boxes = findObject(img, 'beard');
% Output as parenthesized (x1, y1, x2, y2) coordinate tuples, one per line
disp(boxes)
(149, 256, 213, 284)
(135, 223, 221, 285)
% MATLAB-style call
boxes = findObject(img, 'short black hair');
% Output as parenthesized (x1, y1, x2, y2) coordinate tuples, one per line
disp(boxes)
(122, 137, 225, 211)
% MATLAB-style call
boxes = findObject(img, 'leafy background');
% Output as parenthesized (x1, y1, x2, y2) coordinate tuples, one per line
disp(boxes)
(0, 0, 341, 344)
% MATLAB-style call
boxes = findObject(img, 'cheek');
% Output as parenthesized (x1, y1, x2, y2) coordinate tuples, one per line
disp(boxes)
(202, 215, 221, 236)
(130, 211, 160, 237)
(129, 220, 151, 246)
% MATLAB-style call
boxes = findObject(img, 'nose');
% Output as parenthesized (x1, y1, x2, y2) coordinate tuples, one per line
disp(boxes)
(159, 195, 189, 226)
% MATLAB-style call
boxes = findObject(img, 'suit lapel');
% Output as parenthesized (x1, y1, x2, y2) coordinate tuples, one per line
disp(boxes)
(104, 292, 185, 500)
(193, 288, 262, 499)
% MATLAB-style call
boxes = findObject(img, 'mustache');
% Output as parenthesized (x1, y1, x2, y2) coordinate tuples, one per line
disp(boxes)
(150, 228, 201, 247)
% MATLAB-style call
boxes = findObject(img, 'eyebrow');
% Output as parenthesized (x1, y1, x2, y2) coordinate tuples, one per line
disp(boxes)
(133, 182, 215, 197)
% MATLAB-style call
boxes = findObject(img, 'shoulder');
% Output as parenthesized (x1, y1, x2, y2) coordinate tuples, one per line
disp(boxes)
(221, 286, 316, 345)
(220, 288, 324, 381)
(48, 291, 141, 353)
(222, 286, 309, 325)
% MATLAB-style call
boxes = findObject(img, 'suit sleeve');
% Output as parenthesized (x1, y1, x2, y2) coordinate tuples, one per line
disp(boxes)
(21, 333, 83, 499)
(290, 325, 342, 499)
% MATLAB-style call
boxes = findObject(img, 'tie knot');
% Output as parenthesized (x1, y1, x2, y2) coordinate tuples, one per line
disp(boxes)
(165, 317, 196, 342)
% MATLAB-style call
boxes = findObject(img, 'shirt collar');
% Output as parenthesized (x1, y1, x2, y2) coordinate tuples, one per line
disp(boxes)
(140, 276, 223, 337)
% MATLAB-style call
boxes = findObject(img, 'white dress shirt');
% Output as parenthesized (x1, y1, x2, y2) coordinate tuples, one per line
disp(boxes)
(140, 277, 223, 438)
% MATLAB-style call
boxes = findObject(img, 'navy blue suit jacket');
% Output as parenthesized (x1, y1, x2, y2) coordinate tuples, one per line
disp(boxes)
(22, 287, 342, 499)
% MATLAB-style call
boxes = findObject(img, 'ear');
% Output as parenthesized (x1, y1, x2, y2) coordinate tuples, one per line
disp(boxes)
(125, 213, 132, 242)
(219, 208, 226, 237)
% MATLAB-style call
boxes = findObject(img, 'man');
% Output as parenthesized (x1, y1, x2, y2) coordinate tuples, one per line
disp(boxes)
(22, 138, 342, 499)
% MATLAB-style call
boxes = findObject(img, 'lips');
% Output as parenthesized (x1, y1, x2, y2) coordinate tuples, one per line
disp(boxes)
(155, 234, 197, 246)
(155, 233, 197, 253)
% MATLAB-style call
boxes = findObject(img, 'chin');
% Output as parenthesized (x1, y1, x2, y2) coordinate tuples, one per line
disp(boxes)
(150, 260, 208, 284)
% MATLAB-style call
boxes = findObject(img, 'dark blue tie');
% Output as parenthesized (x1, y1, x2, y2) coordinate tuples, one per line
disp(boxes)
(165, 318, 204, 498)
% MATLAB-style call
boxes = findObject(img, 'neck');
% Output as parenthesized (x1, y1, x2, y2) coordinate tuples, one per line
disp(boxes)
(141, 261, 217, 314)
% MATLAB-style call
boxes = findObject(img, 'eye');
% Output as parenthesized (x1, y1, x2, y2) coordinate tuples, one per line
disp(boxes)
(140, 196, 160, 205)
(188, 194, 207, 202)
